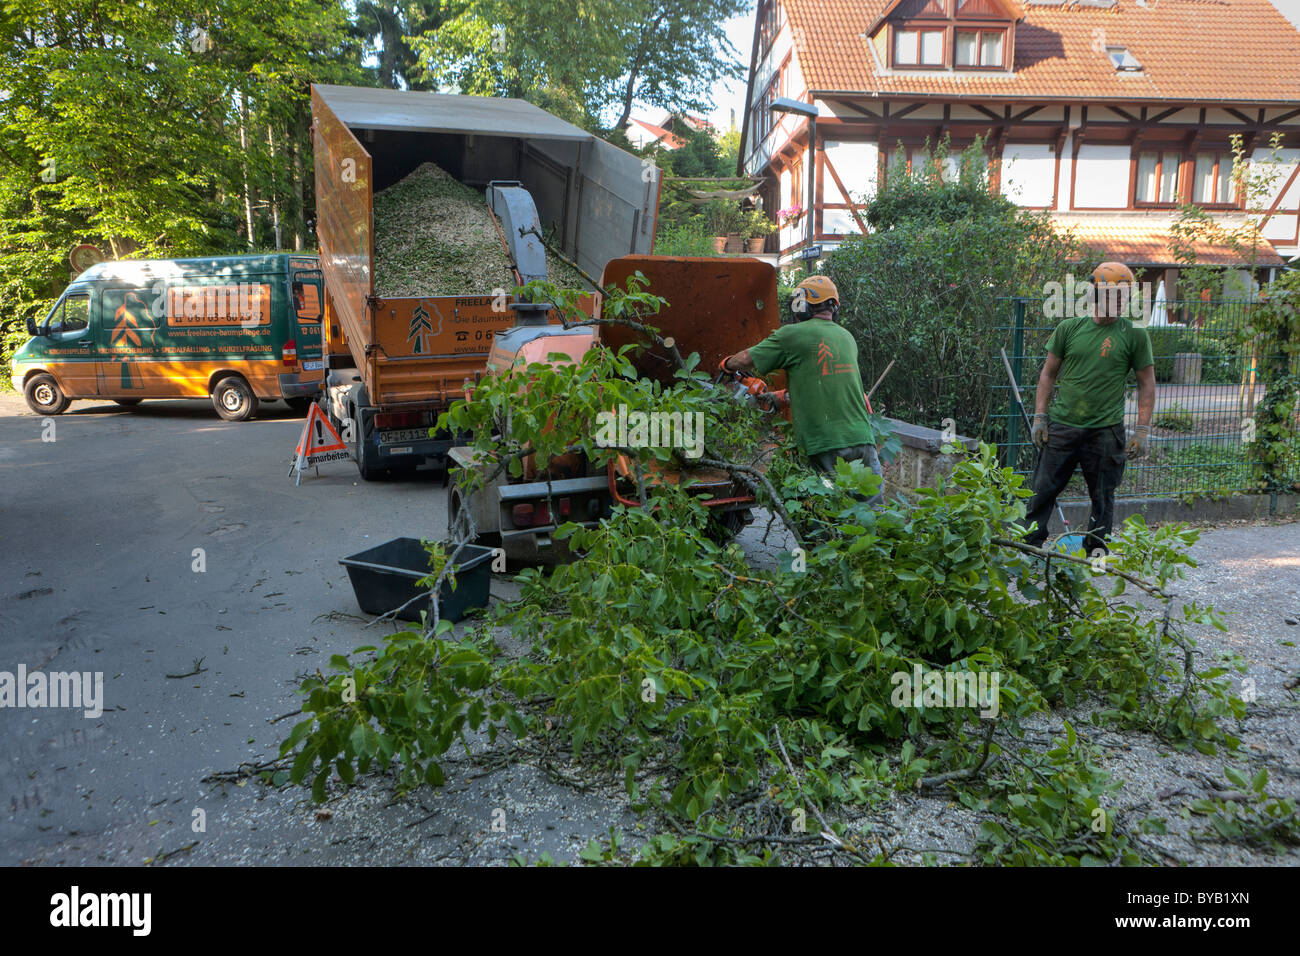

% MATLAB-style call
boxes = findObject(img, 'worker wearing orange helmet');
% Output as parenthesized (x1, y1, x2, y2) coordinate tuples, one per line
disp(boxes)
(1025, 261, 1156, 552)
(722, 274, 883, 505)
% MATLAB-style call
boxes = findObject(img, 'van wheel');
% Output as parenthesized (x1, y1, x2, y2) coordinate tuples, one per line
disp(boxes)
(113, 398, 142, 408)
(24, 374, 70, 415)
(211, 376, 258, 422)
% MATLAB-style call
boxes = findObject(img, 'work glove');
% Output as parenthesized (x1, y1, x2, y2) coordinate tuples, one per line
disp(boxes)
(1031, 413, 1050, 450)
(1126, 425, 1150, 457)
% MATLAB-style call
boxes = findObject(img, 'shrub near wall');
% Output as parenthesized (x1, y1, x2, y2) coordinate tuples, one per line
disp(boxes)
(816, 139, 1098, 437)
(823, 212, 1095, 437)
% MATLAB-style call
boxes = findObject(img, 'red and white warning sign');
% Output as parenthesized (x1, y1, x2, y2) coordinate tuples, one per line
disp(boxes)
(290, 402, 351, 483)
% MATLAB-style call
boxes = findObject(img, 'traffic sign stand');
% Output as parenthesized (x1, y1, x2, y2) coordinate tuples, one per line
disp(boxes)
(290, 402, 351, 485)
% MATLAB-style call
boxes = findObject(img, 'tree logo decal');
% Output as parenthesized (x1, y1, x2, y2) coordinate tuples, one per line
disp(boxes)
(817, 339, 834, 376)
(407, 303, 443, 354)
(112, 292, 145, 347)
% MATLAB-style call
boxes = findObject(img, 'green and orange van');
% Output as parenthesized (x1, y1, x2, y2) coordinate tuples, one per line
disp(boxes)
(10, 254, 324, 420)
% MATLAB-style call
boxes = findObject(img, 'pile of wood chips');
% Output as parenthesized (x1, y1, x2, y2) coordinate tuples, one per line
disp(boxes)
(372, 162, 586, 298)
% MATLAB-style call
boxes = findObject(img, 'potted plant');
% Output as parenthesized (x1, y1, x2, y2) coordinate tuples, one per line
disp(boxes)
(743, 210, 775, 253)
(777, 202, 803, 227)
(705, 200, 741, 254)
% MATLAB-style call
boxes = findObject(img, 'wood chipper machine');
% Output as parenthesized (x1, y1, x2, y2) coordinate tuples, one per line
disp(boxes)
(446, 245, 786, 564)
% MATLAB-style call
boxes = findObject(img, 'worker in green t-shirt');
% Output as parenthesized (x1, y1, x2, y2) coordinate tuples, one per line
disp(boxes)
(1025, 261, 1156, 552)
(721, 275, 882, 506)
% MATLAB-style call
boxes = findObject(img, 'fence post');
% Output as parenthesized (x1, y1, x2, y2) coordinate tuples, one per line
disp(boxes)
(1005, 298, 1026, 466)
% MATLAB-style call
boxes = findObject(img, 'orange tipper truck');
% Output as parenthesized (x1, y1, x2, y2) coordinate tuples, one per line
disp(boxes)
(310, 83, 657, 479)
(10, 254, 325, 420)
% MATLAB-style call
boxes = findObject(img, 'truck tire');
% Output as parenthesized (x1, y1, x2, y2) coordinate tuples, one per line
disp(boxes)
(24, 374, 71, 415)
(351, 404, 383, 481)
(211, 376, 258, 422)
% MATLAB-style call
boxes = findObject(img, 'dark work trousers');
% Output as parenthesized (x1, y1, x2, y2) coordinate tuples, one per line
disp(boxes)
(1024, 422, 1127, 551)
(809, 443, 885, 507)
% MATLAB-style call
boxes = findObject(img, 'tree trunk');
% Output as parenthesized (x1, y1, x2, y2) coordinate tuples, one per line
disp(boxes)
(614, 66, 640, 134)
(267, 122, 281, 251)
(293, 127, 305, 250)
(238, 90, 255, 250)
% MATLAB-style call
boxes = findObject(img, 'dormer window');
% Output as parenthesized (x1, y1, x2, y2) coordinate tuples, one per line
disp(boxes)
(879, 0, 1014, 71)
(955, 29, 1004, 68)
(1106, 45, 1142, 71)
(895, 28, 945, 66)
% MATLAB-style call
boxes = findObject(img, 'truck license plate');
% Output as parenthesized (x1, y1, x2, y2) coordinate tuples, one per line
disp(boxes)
(379, 428, 426, 444)
(302, 360, 323, 371)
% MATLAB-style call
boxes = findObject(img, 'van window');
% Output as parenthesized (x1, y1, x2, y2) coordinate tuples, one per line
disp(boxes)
(294, 282, 321, 320)
(64, 294, 90, 331)
(47, 293, 90, 333)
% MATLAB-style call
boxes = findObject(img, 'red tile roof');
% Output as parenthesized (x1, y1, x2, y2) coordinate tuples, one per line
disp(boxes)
(784, 0, 1300, 102)
(628, 117, 687, 149)
(1052, 212, 1286, 265)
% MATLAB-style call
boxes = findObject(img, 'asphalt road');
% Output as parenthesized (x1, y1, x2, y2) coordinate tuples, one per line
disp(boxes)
(0, 395, 537, 864)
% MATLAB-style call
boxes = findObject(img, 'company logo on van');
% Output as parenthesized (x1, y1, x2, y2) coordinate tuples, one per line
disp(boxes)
(111, 293, 147, 346)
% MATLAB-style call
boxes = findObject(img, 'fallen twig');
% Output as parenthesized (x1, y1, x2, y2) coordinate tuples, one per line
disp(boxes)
(165, 658, 207, 679)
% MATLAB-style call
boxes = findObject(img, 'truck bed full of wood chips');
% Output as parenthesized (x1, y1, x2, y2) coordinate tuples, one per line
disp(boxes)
(372, 162, 585, 298)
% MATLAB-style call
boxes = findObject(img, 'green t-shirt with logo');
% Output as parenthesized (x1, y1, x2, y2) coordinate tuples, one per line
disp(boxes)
(1045, 315, 1154, 429)
(747, 318, 874, 455)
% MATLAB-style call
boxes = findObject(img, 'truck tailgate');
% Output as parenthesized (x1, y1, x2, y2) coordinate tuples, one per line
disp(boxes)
(366, 295, 517, 405)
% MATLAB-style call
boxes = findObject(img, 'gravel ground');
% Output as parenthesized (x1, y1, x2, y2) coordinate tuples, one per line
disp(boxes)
(737, 512, 1299, 865)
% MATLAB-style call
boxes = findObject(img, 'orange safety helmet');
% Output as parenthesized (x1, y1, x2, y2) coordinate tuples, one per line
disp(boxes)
(794, 275, 839, 315)
(1091, 261, 1134, 318)
(1092, 261, 1134, 286)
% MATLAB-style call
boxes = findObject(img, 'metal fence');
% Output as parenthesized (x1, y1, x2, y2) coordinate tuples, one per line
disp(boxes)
(993, 297, 1298, 500)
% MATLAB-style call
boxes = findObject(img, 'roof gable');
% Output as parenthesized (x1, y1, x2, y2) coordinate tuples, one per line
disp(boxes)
(869, 0, 1020, 34)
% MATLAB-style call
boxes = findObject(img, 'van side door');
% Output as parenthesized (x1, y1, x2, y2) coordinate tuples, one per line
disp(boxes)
(96, 287, 157, 396)
(43, 290, 99, 398)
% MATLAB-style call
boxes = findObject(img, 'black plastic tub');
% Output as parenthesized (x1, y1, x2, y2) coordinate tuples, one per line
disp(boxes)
(339, 538, 494, 623)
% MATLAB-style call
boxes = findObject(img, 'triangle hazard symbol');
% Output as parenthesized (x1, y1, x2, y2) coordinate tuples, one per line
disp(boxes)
(295, 402, 347, 458)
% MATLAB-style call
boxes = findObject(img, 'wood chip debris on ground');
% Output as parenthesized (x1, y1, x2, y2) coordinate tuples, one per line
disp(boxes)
(372, 162, 586, 298)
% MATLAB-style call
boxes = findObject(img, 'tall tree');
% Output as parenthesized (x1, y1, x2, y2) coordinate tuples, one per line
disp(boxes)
(354, 1, 447, 89)
(0, 0, 365, 374)
(408, 0, 749, 132)
(607, 0, 748, 133)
